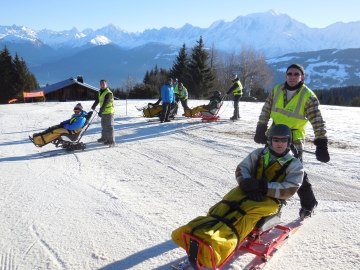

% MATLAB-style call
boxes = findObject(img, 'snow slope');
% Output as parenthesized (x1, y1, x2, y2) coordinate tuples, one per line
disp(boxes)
(0, 99, 359, 269)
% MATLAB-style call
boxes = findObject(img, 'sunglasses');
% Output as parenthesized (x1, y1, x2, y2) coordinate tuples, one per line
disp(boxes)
(73, 109, 81, 113)
(272, 137, 289, 143)
(286, 72, 301, 77)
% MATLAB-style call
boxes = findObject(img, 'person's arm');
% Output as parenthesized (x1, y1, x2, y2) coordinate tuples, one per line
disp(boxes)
(63, 115, 86, 130)
(226, 83, 238, 95)
(266, 158, 304, 199)
(305, 96, 327, 139)
(91, 95, 99, 110)
(184, 89, 188, 99)
(235, 148, 262, 185)
(203, 98, 218, 110)
(257, 90, 273, 126)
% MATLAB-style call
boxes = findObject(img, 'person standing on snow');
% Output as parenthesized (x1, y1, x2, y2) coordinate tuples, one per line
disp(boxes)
(174, 82, 190, 115)
(226, 73, 243, 121)
(253, 63, 330, 219)
(160, 78, 174, 123)
(91, 79, 116, 146)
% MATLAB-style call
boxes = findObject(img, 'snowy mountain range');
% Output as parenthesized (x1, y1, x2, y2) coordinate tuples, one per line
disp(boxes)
(1, 10, 360, 88)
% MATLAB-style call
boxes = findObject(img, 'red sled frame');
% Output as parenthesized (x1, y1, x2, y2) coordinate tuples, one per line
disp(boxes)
(181, 224, 291, 270)
(186, 102, 224, 122)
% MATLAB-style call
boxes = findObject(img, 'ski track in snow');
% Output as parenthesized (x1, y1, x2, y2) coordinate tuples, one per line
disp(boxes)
(0, 100, 359, 269)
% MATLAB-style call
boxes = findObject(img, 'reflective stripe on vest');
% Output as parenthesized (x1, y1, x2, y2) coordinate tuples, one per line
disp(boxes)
(99, 88, 115, 114)
(270, 84, 313, 140)
(69, 115, 77, 124)
(232, 80, 243, 96)
(254, 149, 293, 183)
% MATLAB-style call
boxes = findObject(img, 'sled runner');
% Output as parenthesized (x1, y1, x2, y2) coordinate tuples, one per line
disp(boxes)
(29, 111, 94, 151)
(173, 214, 296, 270)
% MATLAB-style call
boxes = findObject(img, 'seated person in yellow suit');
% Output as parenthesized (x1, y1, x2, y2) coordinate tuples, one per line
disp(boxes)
(185, 90, 222, 117)
(171, 124, 304, 268)
(31, 103, 88, 147)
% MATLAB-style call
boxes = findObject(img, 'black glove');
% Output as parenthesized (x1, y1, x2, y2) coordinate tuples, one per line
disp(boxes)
(98, 111, 102, 117)
(314, 138, 330, 163)
(240, 178, 259, 192)
(59, 122, 64, 128)
(240, 178, 268, 193)
(254, 124, 268, 144)
(246, 190, 264, 202)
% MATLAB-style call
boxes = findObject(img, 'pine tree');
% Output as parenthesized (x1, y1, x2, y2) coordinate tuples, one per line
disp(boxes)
(187, 36, 215, 98)
(0, 47, 39, 103)
(169, 44, 189, 84)
(0, 47, 17, 103)
(326, 92, 334, 105)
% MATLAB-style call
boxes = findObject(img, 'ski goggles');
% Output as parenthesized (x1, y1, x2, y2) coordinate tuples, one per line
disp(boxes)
(272, 137, 289, 143)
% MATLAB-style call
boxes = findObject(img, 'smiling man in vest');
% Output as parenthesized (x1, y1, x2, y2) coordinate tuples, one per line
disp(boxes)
(253, 63, 330, 220)
(91, 79, 116, 146)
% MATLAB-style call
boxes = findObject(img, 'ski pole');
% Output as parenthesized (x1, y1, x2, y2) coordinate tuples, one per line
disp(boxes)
(303, 149, 316, 155)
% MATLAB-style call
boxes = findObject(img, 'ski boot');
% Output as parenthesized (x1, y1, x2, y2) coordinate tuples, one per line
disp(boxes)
(299, 201, 318, 220)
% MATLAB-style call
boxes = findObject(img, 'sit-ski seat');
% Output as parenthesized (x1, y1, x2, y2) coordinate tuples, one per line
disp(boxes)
(200, 101, 223, 121)
(29, 111, 93, 151)
(52, 111, 94, 151)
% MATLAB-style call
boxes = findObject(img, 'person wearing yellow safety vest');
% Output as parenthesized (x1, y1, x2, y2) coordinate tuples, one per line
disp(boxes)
(91, 79, 116, 146)
(254, 63, 330, 220)
(226, 73, 243, 121)
(237, 124, 304, 203)
(174, 82, 190, 115)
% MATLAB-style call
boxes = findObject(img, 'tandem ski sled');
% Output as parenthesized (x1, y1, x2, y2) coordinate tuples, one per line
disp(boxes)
(29, 111, 95, 152)
(172, 214, 302, 270)
(171, 186, 303, 270)
(185, 98, 225, 122)
(136, 102, 178, 119)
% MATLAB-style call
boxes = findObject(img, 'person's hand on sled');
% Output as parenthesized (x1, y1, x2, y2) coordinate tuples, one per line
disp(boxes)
(98, 111, 102, 117)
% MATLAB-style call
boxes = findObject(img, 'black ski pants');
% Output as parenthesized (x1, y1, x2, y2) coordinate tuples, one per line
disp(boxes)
(297, 151, 317, 210)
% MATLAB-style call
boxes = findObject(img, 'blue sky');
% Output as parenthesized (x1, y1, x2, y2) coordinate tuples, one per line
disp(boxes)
(2, 0, 360, 32)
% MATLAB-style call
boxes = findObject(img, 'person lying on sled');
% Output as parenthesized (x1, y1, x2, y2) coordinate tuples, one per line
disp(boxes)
(31, 103, 88, 147)
(171, 124, 304, 268)
(184, 90, 222, 117)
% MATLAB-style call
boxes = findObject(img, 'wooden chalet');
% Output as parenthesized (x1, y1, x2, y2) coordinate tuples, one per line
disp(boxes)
(34, 76, 99, 101)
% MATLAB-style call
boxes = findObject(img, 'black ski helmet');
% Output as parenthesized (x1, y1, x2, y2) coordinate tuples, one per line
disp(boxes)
(268, 124, 292, 148)
(213, 90, 221, 97)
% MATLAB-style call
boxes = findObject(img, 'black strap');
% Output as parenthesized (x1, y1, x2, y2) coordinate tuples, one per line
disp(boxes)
(190, 198, 248, 250)
(188, 239, 201, 270)
(209, 214, 241, 248)
(270, 159, 293, 183)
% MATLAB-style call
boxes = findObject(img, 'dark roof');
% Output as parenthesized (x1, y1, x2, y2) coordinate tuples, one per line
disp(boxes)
(34, 77, 99, 95)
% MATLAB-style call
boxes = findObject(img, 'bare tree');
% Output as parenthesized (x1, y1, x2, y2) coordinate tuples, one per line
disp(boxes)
(122, 75, 137, 115)
(237, 45, 273, 96)
(209, 42, 227, 94)
(221, 45, 273, 96)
